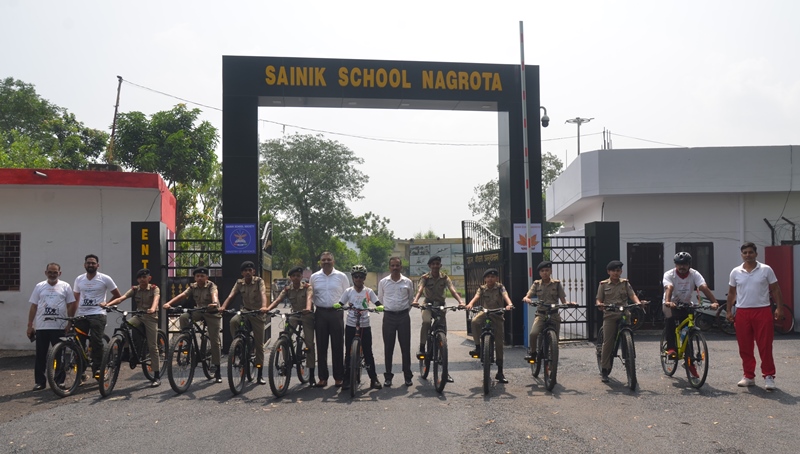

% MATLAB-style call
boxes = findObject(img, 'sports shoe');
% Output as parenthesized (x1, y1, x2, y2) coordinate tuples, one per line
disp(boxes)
(764, 375, 776, 391)
(446, 375, 454, 383)
(32, 383, 45, 391)
(384, 378, 392, 387)
(737, 376, 755, 387)
(686, 362, 699, 378)
(666, 349, 677, 360)
(524, 352, 537, 364)
(495, 373, 508, 384)
(416, 351, 426, 360)
(341, 380, 351, 390)
(404, 379, 413, 386)
(150, 378, 161, 388)
(468, 349, 480, 359)
(601, 369, 610, 383)
(370, 379, 383, 390)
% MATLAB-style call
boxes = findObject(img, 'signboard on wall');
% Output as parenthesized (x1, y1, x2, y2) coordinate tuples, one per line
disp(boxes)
(225, 223, 257, 255)
(130, 222, 163, 286)
(513, 223, 542, 253)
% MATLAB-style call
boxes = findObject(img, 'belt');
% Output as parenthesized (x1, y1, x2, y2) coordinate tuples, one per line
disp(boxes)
(316, 306, 338, 311)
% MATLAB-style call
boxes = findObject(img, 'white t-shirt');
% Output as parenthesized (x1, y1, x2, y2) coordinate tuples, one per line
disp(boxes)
(340, 286, 379, 328)
(74, 272, 118, 316)
(377, 274, 414, 312)
(662, 268, 706, 305)
(29, 280, 76, 330)
(309, 268, 350, 308)
(729, 261, 777, 309)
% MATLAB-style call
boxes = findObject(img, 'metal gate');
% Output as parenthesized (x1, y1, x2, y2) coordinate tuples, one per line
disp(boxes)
(164, 239, 223, 336)
(542, 235, 588, 340)
(461, 221, 505, 339)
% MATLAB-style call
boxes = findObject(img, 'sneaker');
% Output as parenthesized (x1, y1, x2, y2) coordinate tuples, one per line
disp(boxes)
(370, 379, 383, 390)
(384, 378, 392, 387)
(737, 376, 755, 387)
(404, 379, 413, 386)
(468, 349, 480, 359)
(687, 362, 699, 378)
(765, 376, 776, 391)
(666, 349, 677, 360)
(32, 383, 45, 391)
(524, 352, 537, 364)
(495, 373, 508, 384)
(446, 375, 454, 383)
(601, 369, 610, 383)
(150, 378, 161, 388)
(341, 380, 351, 390)
(416, 351, 426, 360)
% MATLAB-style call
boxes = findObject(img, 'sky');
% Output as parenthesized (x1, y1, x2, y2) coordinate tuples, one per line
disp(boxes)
(2, 1, 799, 239)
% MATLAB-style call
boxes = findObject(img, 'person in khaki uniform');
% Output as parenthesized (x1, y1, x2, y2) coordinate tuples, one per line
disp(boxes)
(595, 260, 642, 383)
(465, 268, 514, 383)
(220, 261, 269, 384)
(523, 261, 576, 363)
(411, 256, 464, 355)
(102, 268, 162, 387)
(163, 267, 223, 383)
(269, 266, 316, 387)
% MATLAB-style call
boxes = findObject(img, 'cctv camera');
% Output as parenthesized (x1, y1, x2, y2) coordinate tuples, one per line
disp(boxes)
(541, 114, 550, 128)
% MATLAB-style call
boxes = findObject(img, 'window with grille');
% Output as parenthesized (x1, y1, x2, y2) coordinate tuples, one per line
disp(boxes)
(0, 233, 21, 291)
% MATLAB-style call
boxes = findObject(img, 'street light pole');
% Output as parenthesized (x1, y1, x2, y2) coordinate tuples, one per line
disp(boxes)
(565, 117, 593, 155)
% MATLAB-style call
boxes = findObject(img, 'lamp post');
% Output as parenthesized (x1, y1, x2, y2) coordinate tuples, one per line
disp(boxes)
(565, 117, 593, 155)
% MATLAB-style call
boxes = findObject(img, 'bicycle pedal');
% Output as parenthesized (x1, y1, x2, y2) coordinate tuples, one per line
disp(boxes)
(527, 359, 536, 364)
(416, 354, 425, 360)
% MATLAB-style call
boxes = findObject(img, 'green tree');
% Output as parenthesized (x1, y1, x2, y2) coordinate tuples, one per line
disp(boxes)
(413, 229, 439, 239)
(354, 212, 395, 271)
(0, 77, 108, 169)
(468, 152, 564, 236)
(260, 134, 368, 271)
(114, 104, 219, 234)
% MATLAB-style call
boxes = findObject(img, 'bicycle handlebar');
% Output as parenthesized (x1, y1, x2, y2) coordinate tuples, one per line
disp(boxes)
(596, 303, 640, 312)
(467, 306, 507, 314)
(165, 306, 215, 315)
(340, 304, 380, 313)
(416, 304, 463, 312)
(527, 301, 573, 310)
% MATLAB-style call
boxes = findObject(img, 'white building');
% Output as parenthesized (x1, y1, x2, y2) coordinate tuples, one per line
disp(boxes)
(0, 168, 176, 350)
(546, 145, 800, 311)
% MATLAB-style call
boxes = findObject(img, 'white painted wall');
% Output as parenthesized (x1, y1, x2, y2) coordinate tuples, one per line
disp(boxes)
(0, 185, 167, 350)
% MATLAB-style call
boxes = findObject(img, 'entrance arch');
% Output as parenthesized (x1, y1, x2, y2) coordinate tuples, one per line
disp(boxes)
(221, 56, 543, 345)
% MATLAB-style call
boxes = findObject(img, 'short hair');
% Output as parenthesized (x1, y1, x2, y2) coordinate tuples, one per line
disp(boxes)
(389, 256, 402, 265)
(320, 251, 334, 260)
(741, 242, 757, 252)
(84, 254, 99, 263)
(46, 263, 61, 271)
(428, 255, 442, 265)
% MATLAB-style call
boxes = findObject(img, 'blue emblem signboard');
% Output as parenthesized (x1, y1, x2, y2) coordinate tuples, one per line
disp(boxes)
(224, 223, 257, 254)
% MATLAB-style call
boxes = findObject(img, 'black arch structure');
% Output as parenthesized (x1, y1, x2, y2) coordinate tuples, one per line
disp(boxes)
(222, 56, 543, 345)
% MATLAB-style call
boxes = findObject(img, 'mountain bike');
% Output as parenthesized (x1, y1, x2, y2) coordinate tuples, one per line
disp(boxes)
(595, 303, 638, 390)
(468, 306, 507, 395)
(696, 296, 735, 335)
(268, 310, 311, 397)
(225, 309, 267, 395)
(416, 304, 461, 393)
(166, 307, 219, 394)
(659, 302, 709, 388)
(44, 315, 97, 398)
(99, 307, 167, 397)
(342, 304, 380, 398)
(527, 301, 571, 392)
(772, 301, 795, 335)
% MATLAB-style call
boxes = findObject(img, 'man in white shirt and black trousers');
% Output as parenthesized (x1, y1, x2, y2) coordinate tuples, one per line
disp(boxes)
(378, 257, 415, 387)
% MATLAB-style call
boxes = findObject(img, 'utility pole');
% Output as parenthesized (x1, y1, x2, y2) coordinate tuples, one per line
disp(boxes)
(106, 76, 123, 164)
(565, 117, 593, 155)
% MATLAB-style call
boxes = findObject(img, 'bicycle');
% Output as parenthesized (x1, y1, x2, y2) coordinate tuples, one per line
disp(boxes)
(416, 303, 461, 393)
(527, 301, 571, 392)
(772, 301, 795, 335)
(341, 304, 381, 398)
(468, 306, 507, 395)
(595, 303, 638, 390)
(626, 292, 651, 331)
(659, 302, 709, 388)
(99, 307, 168, 397)
(695, 296, 736, 335)
(44, 315, 107, 398)
(226, 308, 265, 395)
(166, 307, 219, 394)
(267, 310, 311, 397)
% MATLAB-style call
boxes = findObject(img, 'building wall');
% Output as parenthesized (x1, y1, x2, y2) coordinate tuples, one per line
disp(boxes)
(0, 184, 170, 350)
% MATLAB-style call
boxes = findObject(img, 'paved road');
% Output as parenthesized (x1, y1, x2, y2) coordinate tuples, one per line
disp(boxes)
(2, 307, 799, 454)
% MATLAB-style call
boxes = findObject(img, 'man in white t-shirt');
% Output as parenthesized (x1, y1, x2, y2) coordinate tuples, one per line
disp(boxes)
(71, 254, 121, 380)
(727, 242, 784, 391)
(27, 263, 76, 391)
(662, 252, 719, 368)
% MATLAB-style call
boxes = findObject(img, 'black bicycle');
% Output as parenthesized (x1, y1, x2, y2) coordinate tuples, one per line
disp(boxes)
(226, 309, 265, 395)
(468, 306, 507, 395)
(595, 303, 639, 390)
(267, 310, 311, 397)
(44, 315, 105, 398)
(342, 304, 380, 398)
(166, 307, 219, 394)
(99, 307, 167, 397)
(417, 303, 461, 393)
(527, 301, 571, 391)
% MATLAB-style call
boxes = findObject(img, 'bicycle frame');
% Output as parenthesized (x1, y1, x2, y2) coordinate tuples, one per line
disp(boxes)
(108, 308, 149, 363)
(275, 311, 306, 364)
(671, 309, 696, 360)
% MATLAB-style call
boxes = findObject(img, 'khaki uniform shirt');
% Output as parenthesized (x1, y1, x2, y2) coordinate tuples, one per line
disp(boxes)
(474, 284, 508, 310)
(420, 273, 452, 304)
(595, 278, 635, 306)
(526, 279, 566, 311)
(277, 283, 311, 312)
(121, 284, 160, 317)
(231, 276, 266, 311)
(180, 281, 220, 316)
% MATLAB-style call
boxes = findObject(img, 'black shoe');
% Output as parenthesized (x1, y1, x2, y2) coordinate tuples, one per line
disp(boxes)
(446, 375, 454, 383)
(404, 378, 413, 386)
(257, 367, 266, 385)
(151, 378, 161, 388)
(370, 379, 383, 390)
(468, 349, 480, 358)
(33, 383, 45, 391)
(416, 351, 425, 360)
(524, 352, 537, 363)
(601, 369, 610, 383)
(342, 381, 351, 390)
(384, 378, 392, 387)
(495, 373, 508, 384)
(214, 366, 222, 383)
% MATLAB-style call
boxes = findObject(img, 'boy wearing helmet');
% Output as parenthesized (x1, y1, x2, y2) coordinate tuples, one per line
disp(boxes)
(595, 261, 642, 383)
(335, 265, 384, 390)
(663, 252, 719, 367)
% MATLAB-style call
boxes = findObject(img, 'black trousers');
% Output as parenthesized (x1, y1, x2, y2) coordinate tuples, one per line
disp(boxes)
(315, 308, 344, 381)
(344, 325, 377, 380)
(73, 314, 106, 373)
(34, 329, 65, 386)
(382, 309, 412, 380)
(664, 307, 690, 352)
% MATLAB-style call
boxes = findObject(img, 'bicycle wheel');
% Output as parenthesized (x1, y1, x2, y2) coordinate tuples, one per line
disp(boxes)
(774, 304, 795, 335)
(694, 314, 713, 332)
(268, 337, 291, 397)
(432, 331, 448, 394)
(46, 341, 81, 398)
(295, 336, 310, 384)
(349, 337, 363, 398)
(200, 335, 215, 380)
(142, 330, 168, 381)
(629, 305, 645, 331)
(543, 329, 559, 392)
(246, 334, 256, 383)
(595, 327, 605, 373)
(419, 336, 432, 379)
(532, 333, 543, 378)
(718, 307, 736, 335)
(620, 330, 637, 391)
(482, 333, 493, 395)
(227, 337, 246, 395)
(99, 335, 123, 397)
(659, 330, 677, 376)
(167, 334, 194, 394)
(685, 330, 709, 389)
